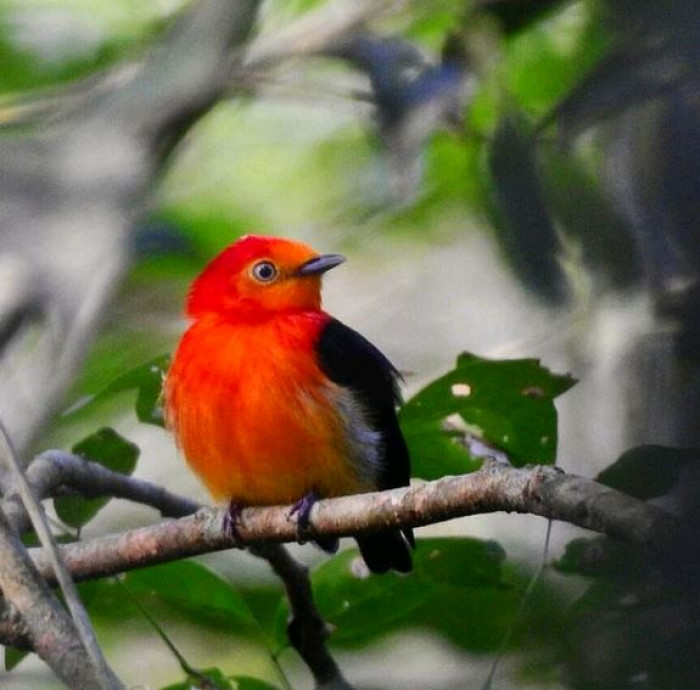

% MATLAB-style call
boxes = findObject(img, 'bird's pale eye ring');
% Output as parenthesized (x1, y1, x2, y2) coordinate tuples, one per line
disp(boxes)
(250, 260, 278, 283)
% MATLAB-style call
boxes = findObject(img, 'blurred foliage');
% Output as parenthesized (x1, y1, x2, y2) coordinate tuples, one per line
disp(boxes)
(596, 444, 700, 501)
(161, 671, 279, 690)
(84, 561, 267, 639)
(0, 0, 173, 96)
(72, 540, 569, 686)
(54, 427, 139, 529)
(487, 113, 569, 304)
(554, 443, 700, 690)
(4, 0, 700, 688)
(77, 561, 287, 688)
(83, 354, 169, 428)
(4, 646, 29, 672)
(276, 537, 567, 656)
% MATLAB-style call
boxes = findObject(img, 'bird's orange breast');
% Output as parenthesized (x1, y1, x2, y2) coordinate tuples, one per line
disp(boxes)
(164, 311, 374, 505)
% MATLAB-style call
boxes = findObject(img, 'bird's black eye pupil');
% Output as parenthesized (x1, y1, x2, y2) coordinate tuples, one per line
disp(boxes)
(252, 261, 277, 282)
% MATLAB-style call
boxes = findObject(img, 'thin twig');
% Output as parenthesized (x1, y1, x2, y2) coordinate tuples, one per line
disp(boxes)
(243, 0, 404, 71)
(124, 583, 230, 690)
(0, 420, 122, 689)
(482, 519, 553, 689)
(4, 449, 337, 688)
(0, 507, 108, 688)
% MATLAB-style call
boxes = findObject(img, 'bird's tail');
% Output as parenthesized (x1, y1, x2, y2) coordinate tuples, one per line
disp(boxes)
(356, 528, 414, 574)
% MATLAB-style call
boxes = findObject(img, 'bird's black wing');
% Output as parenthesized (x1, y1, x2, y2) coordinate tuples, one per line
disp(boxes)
(316, 317, 410, 490)
(316, 317, 413, 573)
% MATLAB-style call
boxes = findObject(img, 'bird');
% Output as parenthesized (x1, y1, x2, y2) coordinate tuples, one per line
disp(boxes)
(163, 234, 414, 573)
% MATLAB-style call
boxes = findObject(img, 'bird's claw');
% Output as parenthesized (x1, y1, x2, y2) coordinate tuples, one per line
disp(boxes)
(223, 500, 247, 548)
(288, 491, 339, 553)
(288, 490, 320, 544)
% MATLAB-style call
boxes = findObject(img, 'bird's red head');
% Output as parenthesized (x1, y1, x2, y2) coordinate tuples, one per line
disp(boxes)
(186, 235, 345, 319)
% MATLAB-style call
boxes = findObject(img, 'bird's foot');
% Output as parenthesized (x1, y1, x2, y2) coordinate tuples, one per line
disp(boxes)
(288, 491, 339, 553)
(289, 490, 322, 544)
(223, 500, 247, 548)
(288, 490, 318, 541)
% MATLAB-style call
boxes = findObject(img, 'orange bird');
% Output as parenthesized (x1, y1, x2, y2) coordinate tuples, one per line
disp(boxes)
(164, 235, 413, 573)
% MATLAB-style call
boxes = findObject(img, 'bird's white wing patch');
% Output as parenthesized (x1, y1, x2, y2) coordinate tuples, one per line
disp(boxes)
(333, 387, 383, 485)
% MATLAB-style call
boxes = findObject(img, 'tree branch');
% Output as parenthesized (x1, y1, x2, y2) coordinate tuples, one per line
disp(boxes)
(0, 0, 262, 456)
(5, 456, 681, 689)
(0, 3, 266, 684)
(0, 508, 120, 689)
(0, 423, 122, 689)
(97, 0, 262, 158)
(0, 599, 31, 651)
(243, 0, 402, 70)
(2, 450, 200, 535)
(4, 450, 349, 688)
(250, 544, 354, 690)
(27, 461, 679, 584)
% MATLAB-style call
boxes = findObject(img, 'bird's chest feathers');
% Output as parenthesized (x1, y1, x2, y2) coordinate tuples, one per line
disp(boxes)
(199, 317, 328, 420)
(168, 314, 379, 502)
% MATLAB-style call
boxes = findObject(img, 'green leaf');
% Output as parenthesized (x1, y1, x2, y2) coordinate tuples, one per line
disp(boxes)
(400, 352, 575, 478)
(555, 536, 647, 579)
(229, 678, 280, 690)
(276, 538, 510, 650)
(0, 16, 127, 95)
(54, 428, 139, 528)
(160, 672, 279, 690)
(410, 564, 563, 653)
(481, 0, 567, 35)
(505, 1, 607, 118)
(596, 445, 699, 501)
(64, 354, 170, 428)
(101, 354, 170, 427)
(81, 564, 281, 687)
(126, 561, 261, 632)
(85, 561, 264, 638)
(159, 667, 233, 690)
(4, 647, 30, 671)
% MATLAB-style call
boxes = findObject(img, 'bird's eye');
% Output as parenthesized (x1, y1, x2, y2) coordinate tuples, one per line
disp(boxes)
(251, 260, 278, 283)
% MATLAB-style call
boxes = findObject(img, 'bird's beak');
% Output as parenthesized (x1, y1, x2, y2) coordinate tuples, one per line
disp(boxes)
(296, 253, 346, 276)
